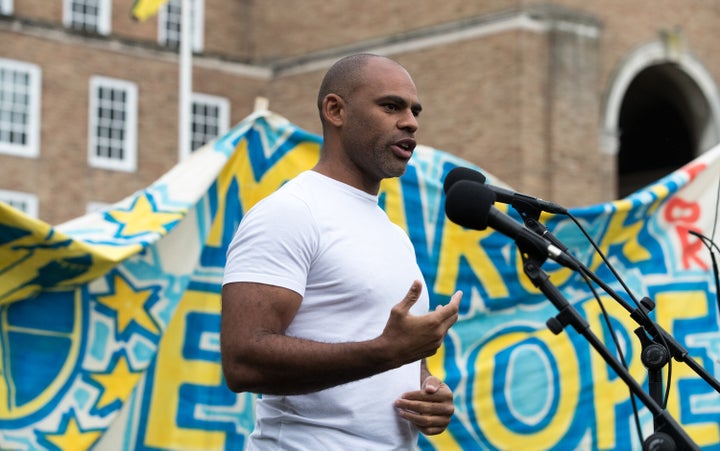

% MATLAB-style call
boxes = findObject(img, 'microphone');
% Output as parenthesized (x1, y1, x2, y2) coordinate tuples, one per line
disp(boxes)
(445, 180, 579, 270)
(443, 166, 487, 193)
(443, 166, 568, 215)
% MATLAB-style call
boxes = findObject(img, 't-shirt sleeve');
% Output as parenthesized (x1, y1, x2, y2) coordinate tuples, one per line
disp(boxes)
(222, 192, 317, 297)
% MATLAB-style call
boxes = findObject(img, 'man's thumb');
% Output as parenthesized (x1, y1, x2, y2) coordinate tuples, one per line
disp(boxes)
(422, 375, 441, 393)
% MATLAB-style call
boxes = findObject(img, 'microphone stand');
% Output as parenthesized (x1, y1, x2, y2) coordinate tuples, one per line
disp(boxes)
(508, 200, 702, 449)
(521, 212, 720, 394)
(519, 249, 699, 450)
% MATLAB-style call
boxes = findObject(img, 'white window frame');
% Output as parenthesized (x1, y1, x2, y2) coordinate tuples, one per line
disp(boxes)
(63, 0, 112, 36)
(158, 0, 205, 52)
(88, 76, 138, 172)
(0, 189, 38, 218)
(183, 93, 229, 159)
(1, 0, 13, 15)
(0, 58, 41, 158)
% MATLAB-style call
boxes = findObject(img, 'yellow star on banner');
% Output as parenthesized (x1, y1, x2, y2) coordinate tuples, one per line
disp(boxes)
(107, 194, 184, 238)
(44, 415, 102, 450)
(89, 356, 141, 409)
(96, 273, 159, 334)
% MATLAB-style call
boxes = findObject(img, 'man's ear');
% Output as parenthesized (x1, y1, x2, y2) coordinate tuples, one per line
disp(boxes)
(321, 94, 345, 127)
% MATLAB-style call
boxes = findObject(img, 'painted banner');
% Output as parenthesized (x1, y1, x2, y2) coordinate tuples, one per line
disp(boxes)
(0, 111, 719, 450)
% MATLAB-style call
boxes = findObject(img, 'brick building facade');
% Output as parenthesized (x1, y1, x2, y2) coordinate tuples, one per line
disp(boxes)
(1, 0, 719, 224)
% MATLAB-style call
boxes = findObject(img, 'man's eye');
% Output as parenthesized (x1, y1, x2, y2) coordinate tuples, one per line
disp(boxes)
(384, 104, 398, 111)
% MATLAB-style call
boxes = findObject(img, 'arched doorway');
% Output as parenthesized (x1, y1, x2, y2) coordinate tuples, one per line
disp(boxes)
(617, 64, 699, 197)
(602, 40, 720, 199)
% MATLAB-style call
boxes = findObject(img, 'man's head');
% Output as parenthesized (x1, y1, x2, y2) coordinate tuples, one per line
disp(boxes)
(315, 54, 422, 193)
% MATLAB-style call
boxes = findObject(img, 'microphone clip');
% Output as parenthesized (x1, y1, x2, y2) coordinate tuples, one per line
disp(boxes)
(511, 195, 544, 221)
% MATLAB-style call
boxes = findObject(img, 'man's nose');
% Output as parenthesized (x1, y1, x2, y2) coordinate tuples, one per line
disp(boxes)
(398, 110, 418, 132)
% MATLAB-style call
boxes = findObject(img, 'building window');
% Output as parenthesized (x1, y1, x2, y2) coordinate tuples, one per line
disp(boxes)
(189, 93, 229, 153)
(158, 0, 204, 52)
(63, 0, 111, 35)
(0, 58, 40, 158)
(0, 189, 38, 218)
(88, 76, 137, 172)
(1, 0, 13, 15)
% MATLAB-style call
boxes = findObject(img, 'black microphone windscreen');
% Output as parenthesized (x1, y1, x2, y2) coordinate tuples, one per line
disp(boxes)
(445, 180, 496, 230)
(443, 167, 487, 194)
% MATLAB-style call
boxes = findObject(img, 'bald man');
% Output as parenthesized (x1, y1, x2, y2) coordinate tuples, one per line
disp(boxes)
(221, 54, 462, 450)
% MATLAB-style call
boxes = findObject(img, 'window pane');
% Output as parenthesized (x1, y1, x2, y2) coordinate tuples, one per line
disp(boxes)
(88, 76, 137, 171)
(65, 0, 110, 35)
(159, 0, 203, 51)
(162, 0, 183, 48)
(0, 63, 32, 150)
(69, 0, 100, 32)
(0, 190, 39, 218)
(190, 96, 228, 152)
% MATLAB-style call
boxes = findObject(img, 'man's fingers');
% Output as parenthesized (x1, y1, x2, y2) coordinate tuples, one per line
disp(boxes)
(445, 290, 462, 312)
(394, 280, 423, 313)
(400, 386, 453, 405)
(451, 289, 463, 306)
(395, 402, 453, 436)
(432, 290, 462, 326)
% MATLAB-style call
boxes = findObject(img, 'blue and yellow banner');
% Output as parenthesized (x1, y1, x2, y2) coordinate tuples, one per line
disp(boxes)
(0, 111, 719, 450)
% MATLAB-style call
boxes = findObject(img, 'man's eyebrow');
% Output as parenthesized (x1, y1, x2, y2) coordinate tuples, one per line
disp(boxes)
(382, 95, 423, 113)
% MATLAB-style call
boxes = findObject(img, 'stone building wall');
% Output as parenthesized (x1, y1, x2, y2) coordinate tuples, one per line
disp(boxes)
(2, 1, 719, 223)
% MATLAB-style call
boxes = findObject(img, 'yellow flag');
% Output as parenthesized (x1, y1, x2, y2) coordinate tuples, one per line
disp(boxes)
(131, 0, 170, 21)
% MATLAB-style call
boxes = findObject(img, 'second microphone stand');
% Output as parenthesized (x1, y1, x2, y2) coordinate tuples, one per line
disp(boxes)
(510, 201, 700, 450)
(519, 246, 697, 450)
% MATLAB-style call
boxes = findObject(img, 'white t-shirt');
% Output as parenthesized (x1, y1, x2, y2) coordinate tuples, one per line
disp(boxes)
(223, 170, 429, 450)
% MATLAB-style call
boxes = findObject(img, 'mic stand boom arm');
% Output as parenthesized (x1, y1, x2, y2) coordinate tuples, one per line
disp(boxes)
(523, 216, 720, 394)
(519, 251, 699, 450)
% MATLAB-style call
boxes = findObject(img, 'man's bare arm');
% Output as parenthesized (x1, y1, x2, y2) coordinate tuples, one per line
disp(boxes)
(220, 281, 461, 395)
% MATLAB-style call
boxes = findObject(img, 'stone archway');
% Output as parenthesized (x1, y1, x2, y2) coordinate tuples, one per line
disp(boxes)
(602, 37, 720, 198)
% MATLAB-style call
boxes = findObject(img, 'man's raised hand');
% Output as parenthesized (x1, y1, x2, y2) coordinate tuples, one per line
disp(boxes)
(379, 281, 462, 367)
